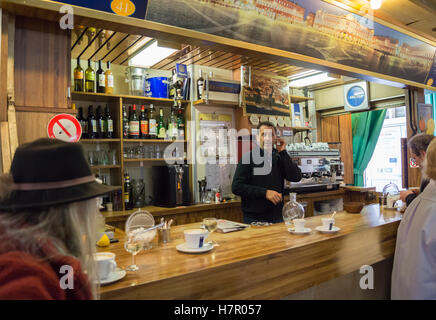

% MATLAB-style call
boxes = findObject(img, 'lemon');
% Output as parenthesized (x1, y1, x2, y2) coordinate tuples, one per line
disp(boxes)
(96, 233, 110, 247)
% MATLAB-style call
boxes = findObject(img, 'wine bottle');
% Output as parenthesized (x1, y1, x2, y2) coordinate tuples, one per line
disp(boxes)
(169, 103, 178, 141)
(122, 105, 129, 139)
(139, 105, 148, 139)
(105, 105, 113, 138)
(169, 69, 176, 99)
(128, 104, 139, 139)
(177, 101, 185, 140)
(157, 108, 166, 140)
(105, 61, 114, 94)
(87, 105, 97, 139)
(96, 60, 105, 93)
(148, 104, 157, 139)
(85, 59, 95, 93)
(74, 58, 84, 92)
(197, 69, 204, 100)
(96, 106, 106, 139)
(77, 106, 88, 139)
(124, 171, 133, 210)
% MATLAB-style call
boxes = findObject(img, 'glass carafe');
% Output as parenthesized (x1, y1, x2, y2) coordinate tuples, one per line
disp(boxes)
(282, 193, 305, 226)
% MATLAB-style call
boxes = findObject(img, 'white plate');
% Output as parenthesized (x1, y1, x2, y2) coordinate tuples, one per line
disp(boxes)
(176, 242, 214, 254)
(315, 226, 341, 233)
(288, 227, 312, 235)
(96, 268, 126, 286)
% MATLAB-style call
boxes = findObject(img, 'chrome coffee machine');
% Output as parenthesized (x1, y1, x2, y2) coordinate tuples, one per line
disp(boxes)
(285, 145, 342, 194)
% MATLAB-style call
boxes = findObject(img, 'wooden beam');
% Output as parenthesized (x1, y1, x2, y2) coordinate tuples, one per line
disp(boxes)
(0, 9, 8, 122)
(0, 121, 11, 173)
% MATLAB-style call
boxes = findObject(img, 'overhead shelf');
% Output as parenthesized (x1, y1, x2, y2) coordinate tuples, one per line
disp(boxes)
(124, 158, 187, 163)
(72, 91, 190, 104)
(90, 165, 121, 169)
(123, 139, 186, 143)
(80, 138, 121, 143)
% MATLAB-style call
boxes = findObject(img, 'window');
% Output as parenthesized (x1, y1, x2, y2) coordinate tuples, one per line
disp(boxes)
(364, 106, 407, 192)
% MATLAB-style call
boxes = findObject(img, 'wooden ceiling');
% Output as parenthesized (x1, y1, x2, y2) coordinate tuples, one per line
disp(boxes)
(71, 27, 306, 77)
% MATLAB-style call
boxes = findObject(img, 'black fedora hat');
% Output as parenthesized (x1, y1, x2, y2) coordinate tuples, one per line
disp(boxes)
(0, 138, 121, 212)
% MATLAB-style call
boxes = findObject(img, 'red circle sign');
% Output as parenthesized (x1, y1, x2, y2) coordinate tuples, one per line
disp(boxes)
(47, 114, 82, 143)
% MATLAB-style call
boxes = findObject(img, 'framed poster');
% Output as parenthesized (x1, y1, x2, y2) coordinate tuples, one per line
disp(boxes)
(417, 103, 435, 134)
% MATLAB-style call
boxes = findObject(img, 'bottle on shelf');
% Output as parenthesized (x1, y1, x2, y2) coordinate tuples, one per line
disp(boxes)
(96, 106, 106, 139)
(139, 105, 148, 139)
(124, 171, 133, 210)
(122, 105, 129, 139)
(105, 61, 114, 94)
(101, 175, 110, 209)
(157, 108, 166, 140)
(87, 105, 97, 139)
(176, 101, 185, 140)
(197, 69, 204, 100)
(74, 58, 84, 92)
(148, 104, 157, 139)
(96, 60, 105, 93)
(128, 104, 139, 139)
(168, 103, 178, 141)
(85, 59, 95, 93)
(77, 106, 88, 139)
(104, 105, 113, 139)
(169, 69, 176, 99)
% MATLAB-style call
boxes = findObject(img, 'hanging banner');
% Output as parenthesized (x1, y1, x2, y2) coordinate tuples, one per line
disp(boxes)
(145, 0, 436, 88)
(52, 0, 148, 19)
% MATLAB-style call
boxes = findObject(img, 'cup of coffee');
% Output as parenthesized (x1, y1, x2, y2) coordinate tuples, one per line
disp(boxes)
(293, 219, 306, 232)
(321, 218, 335, 230)
(94, 252, 117, 280)
(184, 229, 209, 249)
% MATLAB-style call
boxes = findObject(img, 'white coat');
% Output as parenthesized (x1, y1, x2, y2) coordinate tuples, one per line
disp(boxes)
(391, 179, 436, 299)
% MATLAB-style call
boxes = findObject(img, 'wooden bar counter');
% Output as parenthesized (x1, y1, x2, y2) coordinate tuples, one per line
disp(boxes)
(98, 204, 402, 299)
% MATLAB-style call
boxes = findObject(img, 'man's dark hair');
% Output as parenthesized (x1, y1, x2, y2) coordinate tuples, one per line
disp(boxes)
(408, 133, 435, 156)
(257, 121, 276, 131)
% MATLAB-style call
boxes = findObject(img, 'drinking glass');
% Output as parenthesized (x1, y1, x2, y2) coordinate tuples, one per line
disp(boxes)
(88, 151, 96, 166)
(203, 217, 218, 246)
(99, 150, 109, 165)
(155, 145, 162, 159)
(124, 231, 143, 271)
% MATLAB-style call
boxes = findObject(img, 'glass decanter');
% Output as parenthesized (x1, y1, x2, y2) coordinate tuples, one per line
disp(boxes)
(282, 193, 305, 226)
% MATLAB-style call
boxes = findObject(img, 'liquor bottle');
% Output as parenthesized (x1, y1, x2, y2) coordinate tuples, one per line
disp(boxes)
(74, 58, 84, 92)
(139, 105, 148, 139)
(157, 108, 166, 139)
(101, 175, 110, 209)
(176, 101, 185, 140)
(104, 105, 113, 138)
(197, 69, 204, 100)
(105, 61, 114, 94)
(85, 59, 95, 93)
(128, 104, 139, 139)
(169, 69, 176, 99)
(148, 104, 157, 139)
(96, 106, 106, 139)
(77, 106, 88, 139)
(168, 104, 178, 141)
(122, 105, 129, 139)
(124, 171, 133, 210)
(96, 60, 105, 93)
(87, 105, 97, 139)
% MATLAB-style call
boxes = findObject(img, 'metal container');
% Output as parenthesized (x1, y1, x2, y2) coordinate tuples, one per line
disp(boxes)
(158, 228, 171, 244)
(125, 66, 148, 96)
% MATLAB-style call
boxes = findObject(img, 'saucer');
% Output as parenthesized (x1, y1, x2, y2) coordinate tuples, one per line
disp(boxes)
(315, 226, 341, 233)
(288, 227, 311, 235)
(96, 268, 126, 286)
(176, 242, 214, 254)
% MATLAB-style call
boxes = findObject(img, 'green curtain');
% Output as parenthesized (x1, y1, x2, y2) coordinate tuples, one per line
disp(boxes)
(352, 109, 387, 186)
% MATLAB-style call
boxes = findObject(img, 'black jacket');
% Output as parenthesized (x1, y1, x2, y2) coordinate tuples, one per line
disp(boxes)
(405, 177, 430, 206)
(232, 147, 302, 222)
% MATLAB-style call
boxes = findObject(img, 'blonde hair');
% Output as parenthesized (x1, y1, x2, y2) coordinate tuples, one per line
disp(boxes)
(424, 138, 436, 181)
(0, 174, 99, 299)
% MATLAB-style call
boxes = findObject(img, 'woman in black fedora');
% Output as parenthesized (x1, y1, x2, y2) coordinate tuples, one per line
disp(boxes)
(0, 138, 119, 299)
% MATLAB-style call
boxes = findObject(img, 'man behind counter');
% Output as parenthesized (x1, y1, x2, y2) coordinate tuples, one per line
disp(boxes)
(232, 122, 302, 224)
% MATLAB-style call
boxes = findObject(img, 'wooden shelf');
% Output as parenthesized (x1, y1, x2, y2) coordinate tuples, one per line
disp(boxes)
(124, 158, 187, 162)
(80, 138, 121, 143)
(123, 139, 187, 143)
(72, 91, 190, 104)
(193, 99, 239, 107)
(289, 95, 314, 103)
(291, 127, 316, 132)
(90, 165, 121, 169)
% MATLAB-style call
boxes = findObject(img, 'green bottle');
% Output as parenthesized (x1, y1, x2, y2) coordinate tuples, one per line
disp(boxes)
(157, 108, 166, 139)
(85, 59, 95, 93)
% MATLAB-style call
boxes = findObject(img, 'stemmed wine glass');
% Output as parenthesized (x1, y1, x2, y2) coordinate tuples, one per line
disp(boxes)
(124, 228, 143, 271)
(203, 217, 218, 246)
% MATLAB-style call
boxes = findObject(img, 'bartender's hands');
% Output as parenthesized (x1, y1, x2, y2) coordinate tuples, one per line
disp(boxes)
(276, 138, 286, 152)
(400, 190, 414, 202)
(266, 190, 282, 205)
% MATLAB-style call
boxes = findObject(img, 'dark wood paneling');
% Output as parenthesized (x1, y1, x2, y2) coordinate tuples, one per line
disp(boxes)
(14, 16, 70, 109)
(339, 114, 354, 185)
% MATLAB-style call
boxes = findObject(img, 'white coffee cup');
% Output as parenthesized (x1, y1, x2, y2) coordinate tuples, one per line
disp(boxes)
(321, 218, 335, 230)
(293, 219, 306, 232)
(94, 252, 117, 280)
(184, 228, 209, 249)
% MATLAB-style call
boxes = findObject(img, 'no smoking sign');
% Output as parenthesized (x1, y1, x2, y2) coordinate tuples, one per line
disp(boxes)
(47, 114, 82, 143)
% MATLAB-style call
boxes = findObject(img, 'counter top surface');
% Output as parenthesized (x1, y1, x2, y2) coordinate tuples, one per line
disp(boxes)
(99, 204, 402, 299)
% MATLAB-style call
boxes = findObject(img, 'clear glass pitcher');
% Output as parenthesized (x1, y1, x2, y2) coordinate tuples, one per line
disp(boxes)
(282, 193, 305, 226)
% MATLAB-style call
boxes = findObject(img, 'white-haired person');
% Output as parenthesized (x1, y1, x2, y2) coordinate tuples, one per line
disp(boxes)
(392, 137, 436, 299)
(0, 138, 119, 299)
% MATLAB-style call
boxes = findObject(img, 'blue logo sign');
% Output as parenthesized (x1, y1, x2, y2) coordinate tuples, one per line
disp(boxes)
(346, 86, 366, 108)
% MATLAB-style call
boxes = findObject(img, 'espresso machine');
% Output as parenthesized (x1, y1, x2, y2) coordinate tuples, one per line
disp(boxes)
(285, 145, 342, 194)
(152, 165, 191, 207)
